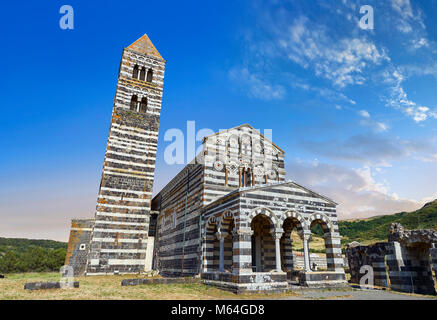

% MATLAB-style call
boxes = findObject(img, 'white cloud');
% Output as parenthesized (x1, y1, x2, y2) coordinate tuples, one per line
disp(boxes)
(415, 153, 437, 163)
(358, 110, 370, 118)
(391, 0, 414, 19)
(279, 17, 389, 87)
(391, 0, 425, 33)
(287, 160, 422, 219)
(291, 81, 356, 105)
(411, 37, 429, 49)
(299, 133, 430, 166)
(383, 68, 437, 122)
(229, 67, 285, 100)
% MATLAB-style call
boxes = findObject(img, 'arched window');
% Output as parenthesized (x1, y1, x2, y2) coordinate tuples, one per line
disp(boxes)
(140, 67, 146, 81)
(140, 97, 148, 113)
(130, 95, 138, 111)
(146, 68, 153, 82)
(132, 65, 139, 79)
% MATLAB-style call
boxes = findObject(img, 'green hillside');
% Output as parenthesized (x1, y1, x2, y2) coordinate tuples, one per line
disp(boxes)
(0, 238, 67, 274)
(338, 199, 437, 245)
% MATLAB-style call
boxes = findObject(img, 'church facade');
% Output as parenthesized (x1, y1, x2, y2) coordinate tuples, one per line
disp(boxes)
(65, 34, 346, 292)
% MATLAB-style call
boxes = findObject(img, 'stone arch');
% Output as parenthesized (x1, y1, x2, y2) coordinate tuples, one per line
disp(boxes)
(308, 213, 334, 234)
(204, 215, 218, 238)
(139, 66, 146, 81)
(202, 215, 218, 272)
(279, 211, 307, 272)
(139, 97, 148, 113)
(227, 134, 240, 150)
(130, 95, 138, 111)
(217, 210, 235, 232)
(247, 207, 280, 230)
(146, 68, 153, 82)
(217, 211, 235, 272)
(280, 210, 308, 233)
(132, 64, 139, 79)
(240, 133, 252, 147)
(248, 208, 279, 272)
(307, 213, 343, 272)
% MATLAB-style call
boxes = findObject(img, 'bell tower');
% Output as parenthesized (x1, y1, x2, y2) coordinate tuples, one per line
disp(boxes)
(86, 34, 166, 274)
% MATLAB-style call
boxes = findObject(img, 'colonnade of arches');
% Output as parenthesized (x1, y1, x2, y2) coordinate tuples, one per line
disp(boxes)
(203, 208, 342, 274)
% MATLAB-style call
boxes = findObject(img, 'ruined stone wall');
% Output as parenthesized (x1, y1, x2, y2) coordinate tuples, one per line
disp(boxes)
(389, 242, 436, 295)
(346, 243, 391, 287)
(346, 237, 437, 295)
(65, 219, 94, 276)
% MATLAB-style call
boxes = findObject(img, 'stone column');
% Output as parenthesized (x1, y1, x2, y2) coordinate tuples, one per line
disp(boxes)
(255, 235, 261, 271)
(430, 244, 437, 285)
(272, 231, 284, 272)
(281, 235, 294, 271)
(216, 231, 228, 272)
(325, 232, 344, 272)
(232, 228, 254, 274)
(202, 232, 215, 272)
(302, 232, 311, 272)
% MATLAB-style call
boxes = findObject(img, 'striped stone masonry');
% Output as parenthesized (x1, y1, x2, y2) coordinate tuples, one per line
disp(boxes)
(153, 125, 347, 292)
(65, 34, 348, 292)
(66, 34, 166, 275)
(346, 223, 437, 295)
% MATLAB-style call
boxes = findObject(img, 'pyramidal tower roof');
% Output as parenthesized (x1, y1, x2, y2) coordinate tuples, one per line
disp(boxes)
(127, 33, 164, 61)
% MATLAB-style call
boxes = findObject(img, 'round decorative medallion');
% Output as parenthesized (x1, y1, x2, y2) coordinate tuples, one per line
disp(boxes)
(213, 160, 224, 171)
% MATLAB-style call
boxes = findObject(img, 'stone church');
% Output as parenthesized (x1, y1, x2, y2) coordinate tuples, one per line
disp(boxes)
(65, 34, 346, 292)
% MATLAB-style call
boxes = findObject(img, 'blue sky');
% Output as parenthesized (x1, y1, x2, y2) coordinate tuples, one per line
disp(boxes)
(1, 0, 437, 241)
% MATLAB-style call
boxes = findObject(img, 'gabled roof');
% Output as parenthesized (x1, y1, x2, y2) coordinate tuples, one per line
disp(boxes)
(202, 124, 285, 154)
(202, 180, 337, 211)
(127, 33, 164, 61)
(239, 180, 338, 205)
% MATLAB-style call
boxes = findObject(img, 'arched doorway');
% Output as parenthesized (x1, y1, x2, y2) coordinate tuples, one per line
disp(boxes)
(219, 213, 234, 272)
(308, 214, 343, 272)
(250, 214, 276, 272)
(281, 216, 304, 272)
(203, 216, 218, 272)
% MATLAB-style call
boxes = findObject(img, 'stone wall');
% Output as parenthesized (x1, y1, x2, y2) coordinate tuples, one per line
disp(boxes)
(346, 242, 391, 288)
(346, 224, 437, 295)
(65, 219, 94, 276)
(151, 164, 204, 277)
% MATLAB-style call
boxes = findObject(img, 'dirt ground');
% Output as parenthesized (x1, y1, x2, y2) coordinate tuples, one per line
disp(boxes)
(0, 273, 435, 300)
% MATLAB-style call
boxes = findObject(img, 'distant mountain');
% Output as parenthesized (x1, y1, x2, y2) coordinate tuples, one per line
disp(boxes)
(0, 237, 67, 254)
(338, 200, 437, 244)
